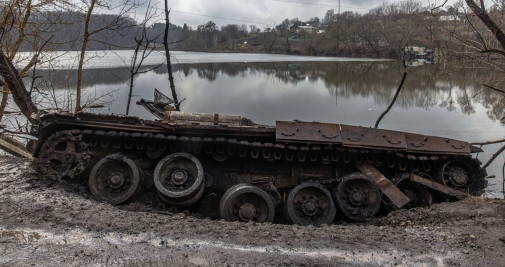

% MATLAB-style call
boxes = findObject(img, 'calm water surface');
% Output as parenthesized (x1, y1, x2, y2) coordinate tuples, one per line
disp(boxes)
(28, 52, 505, 197)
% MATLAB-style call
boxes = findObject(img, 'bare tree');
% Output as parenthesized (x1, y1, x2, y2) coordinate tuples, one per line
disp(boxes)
(337, 11, 360, 57)
(0, 0, 69, 157)
(74, 0, 137, 112)
(259, 26, 279, 53)
(276, 19, 292, 54)
(458, 1, 505, 92)
(125, 0, 162, 115)
(163, 3, 179, 110)
(456, 0, 505, 187)
(220, 24, 247, 51)
(0, 0, 61, 123)
(465, 0, 505, 54)
(357, 14, 382, 57)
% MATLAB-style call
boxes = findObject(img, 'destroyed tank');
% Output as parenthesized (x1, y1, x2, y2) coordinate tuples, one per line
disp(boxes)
(30, 94, 488, 226)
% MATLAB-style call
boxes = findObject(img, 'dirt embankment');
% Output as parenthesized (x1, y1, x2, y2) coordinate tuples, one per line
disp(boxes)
(0, 156, 504, 266)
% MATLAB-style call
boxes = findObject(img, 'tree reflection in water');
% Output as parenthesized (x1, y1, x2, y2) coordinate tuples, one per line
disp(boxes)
(30, 61, 505, 126)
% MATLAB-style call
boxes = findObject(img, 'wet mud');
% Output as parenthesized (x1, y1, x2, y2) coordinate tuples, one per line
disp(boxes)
(0, 156, 504, 266)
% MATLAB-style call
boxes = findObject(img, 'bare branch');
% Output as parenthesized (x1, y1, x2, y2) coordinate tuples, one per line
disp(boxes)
(431, 0, 449, 11)
(465, 0, 505, 52)
(483, 144, 505, 168)
(472, 139, 505, 146)
(483, 84, 505, 94)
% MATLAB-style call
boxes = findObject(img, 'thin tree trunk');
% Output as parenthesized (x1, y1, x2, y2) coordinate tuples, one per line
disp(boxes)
(285, 37, 291, 54)
(163, 2, 179, 110)
(0, 85, 10, 122)
(10, 0, 32, 58)
(126, 38, 142, 115)
(76, 0, 96, 113)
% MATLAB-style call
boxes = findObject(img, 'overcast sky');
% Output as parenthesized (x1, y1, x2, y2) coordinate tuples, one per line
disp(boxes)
(163, 0, 460, 29)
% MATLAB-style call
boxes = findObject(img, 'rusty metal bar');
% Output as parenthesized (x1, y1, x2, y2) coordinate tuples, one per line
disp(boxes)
(356, 164, 410, 208)
(410, 174, 466, 199)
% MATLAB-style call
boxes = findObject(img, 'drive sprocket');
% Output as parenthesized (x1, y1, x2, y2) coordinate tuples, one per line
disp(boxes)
(37, 130, 90, 181)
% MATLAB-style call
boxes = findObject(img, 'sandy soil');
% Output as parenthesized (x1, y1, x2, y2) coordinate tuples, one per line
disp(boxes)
(0, 156, 504, 266)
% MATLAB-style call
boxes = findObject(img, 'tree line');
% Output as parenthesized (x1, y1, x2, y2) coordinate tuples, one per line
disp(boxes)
(2, 11, 180, 52)
(168, 1, 505, 60)
(2, 0, 505, 62)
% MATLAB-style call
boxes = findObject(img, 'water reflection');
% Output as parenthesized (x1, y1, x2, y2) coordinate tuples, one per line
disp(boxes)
(29, 61, 504, 128)
(30, 61, 505, 197)
(35, 61, 504, 124)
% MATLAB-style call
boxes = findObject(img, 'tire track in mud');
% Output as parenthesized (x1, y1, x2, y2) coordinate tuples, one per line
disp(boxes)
(0, 227, 455, 266)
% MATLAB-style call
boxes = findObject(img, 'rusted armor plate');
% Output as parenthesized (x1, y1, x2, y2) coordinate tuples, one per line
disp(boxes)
(356, 164, 410, 208)
(276, 121, 341, 143)
(410, 174, 466, 199)
(341, 125, 407, 151)
(405, 133, 471, 154)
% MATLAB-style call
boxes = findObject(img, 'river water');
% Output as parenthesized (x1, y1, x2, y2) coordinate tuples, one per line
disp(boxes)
(19, 51, 505, 198)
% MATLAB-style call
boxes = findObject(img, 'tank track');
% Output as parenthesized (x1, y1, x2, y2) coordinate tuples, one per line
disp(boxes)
(41, 129, 487, 192)
(36, 129, 488, 225)
(83, 130, 442, 164)
(79, 129, 442, 173)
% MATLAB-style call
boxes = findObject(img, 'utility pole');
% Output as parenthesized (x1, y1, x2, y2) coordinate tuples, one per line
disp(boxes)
(338, 0, 340, 14)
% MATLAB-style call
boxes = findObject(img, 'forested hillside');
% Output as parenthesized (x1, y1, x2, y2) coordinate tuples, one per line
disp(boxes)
(7, 0, 503, 61)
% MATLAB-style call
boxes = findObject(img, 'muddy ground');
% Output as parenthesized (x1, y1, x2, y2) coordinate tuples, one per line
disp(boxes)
(0, 156, 504, 266)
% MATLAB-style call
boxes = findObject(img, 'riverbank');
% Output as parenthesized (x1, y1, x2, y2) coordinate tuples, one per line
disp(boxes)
(15, 50, 390, 70)
(0, 156, 504, 266)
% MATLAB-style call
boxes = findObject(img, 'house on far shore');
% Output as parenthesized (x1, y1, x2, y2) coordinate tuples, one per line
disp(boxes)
(317, 25, 327, 34)
(405, 42, 433, 59)
(296, 25, 315, 34)
(439, 10, 462, 21)
(422, 9, 463, 22)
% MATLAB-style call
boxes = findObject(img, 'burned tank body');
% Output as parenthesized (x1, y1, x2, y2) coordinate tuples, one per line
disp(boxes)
(30, 103, 488, 225)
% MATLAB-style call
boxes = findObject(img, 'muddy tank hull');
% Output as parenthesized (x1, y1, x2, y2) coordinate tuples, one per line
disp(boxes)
(31, 111, 488, 225)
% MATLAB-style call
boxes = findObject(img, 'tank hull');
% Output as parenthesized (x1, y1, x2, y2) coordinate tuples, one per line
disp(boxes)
(32, 111, 488, 225)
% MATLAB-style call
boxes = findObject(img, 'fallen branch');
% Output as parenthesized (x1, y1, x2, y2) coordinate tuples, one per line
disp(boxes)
(471, 138, 505, 146)
(483, 144, 505, 169)
(0, 135, 32, 159)
(483, 84, 505, 94)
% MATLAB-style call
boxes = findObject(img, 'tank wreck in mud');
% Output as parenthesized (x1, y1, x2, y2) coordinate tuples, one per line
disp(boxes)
(30, 95, 488, 226)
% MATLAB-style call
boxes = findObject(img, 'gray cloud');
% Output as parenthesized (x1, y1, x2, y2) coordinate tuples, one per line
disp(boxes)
(166, 0, 351, 28)
(161, 0, 457, 28)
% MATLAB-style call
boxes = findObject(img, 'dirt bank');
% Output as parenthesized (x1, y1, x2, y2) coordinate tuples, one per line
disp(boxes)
(0, 156, 504, 266)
